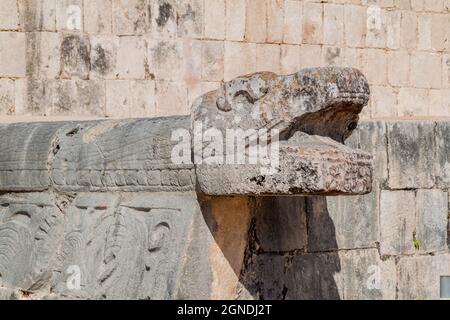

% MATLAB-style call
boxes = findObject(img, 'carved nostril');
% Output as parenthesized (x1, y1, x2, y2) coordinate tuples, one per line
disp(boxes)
(347, 121, 357, 131)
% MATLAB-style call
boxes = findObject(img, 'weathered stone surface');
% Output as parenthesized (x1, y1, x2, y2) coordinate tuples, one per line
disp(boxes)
(380, 190, 416, 256)
(416, 189, 448, 253)
(397, 254, 450, 300)
(387, 121, 435, 189)
(436, 121, 450, 187)
(193, 68, 372, 196)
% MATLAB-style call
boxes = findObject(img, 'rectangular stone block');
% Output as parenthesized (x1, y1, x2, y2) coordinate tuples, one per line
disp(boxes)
(380, 190, 416, 256)
(256, 43, 280, 73)
(255, 197, 307, 252)
(204, 0, 225, 40)
(323, 4, 344, 45)
(280, 44, 300, 75)
(224, 41, 256, 81)
(26, 31, 61, 79)
(0, 32, 26, 77)
(431, 14, 449, 51)
(397, 254, 450, 299)
(60, 34, 90, 80)
(112, 0, 149, 35)
(387, 50, 409, 87)
(365, 49, 387, 85)
(424, 0, 444, 11)
(201, 40, 224, 82)
(155, 81, 188, 116)
(299, 44, 322, 68)
(417, 13, 431, 50)
(436, 122, 450, 187)
(246, 0, 267, 43)
(56, 0, 83, 31)
(386, 9, 401, 49)
(225, 0, 245, 41)
(339, 249, 396, 300)
(150, 0, 177, 39)
(410, 52, 442, 89)
(106, 80, 131, 117)
(344, 5, 366, 47)
(397, 87, 429, 116)
(0, 0, 19, 30)
(148, 39, 183, 81)
(302, 2, 323, 44)
(387, 121, 435, 188)
(0, 79, 15, 115)
(370, 85, 397, 117)
(266, 0, 283, 43)
(84, 0, 112, 34)
(177, 0, 203, 38)
(283, 0, 302, 44)
(307, 189, 379, 251)
(400, 11, 417, 49)
(14, 79, 51, 115)
(416, 189, 448, 253)
(366, 6, 386, 48)
(116, 36, 146, 79)
(130, 80, 156, 117)
(18, 0, 56, 31)
(444, 54, 450, 89)
(89, 35, 118, 79)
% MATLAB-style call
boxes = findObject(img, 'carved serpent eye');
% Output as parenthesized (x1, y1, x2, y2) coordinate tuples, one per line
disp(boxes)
(347, 121, 357, 131)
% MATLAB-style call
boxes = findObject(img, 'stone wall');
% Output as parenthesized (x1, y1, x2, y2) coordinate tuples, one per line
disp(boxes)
(239, 120, 450, 300)
(0, 0, 449, 119)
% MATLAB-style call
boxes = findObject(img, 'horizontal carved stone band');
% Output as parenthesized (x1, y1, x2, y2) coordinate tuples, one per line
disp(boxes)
(0, 67, 372, 196)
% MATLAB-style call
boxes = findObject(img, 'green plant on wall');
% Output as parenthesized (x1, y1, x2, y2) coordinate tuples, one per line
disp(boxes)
(413, 231, 420, 250)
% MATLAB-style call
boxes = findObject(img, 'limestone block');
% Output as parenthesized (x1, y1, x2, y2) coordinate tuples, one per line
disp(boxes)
(386, 9, 401, 49)
(84, 0, 112, 34)
(0, 0, 19, 30)
(116, 36, 146, 79)
(418, 13, 432, 50)
(150, 0, 177, 39)
(0, 32, 26, 77)
(397, 254, 450, 299)
(410, 52, 442, 89)
(431, 14, 448, 51)
(299, 45, 322, 69)
(89, 35, 118, 80)
(307, 187, 379, 251)
(0, 79, 14, 114)
(155, 81, 188, 116)
(56, 0, 83, 31)
(224, 41, 256, 81)
(284, 252, 343, 300)
(443, 54, 450, 89)
(387, 50, 409, 87)
(245, 0, 267, 43)
(14, 79, 53, 115)
(366, 6, 386, 48)
(130, 80, 156, 117)
(416, 189, 448, 253)
(397, 87, 429, 116)
(26, 32, 61, 79)
(112, 0, 149, 35)
(51, 192, 198, 299)
(365, 49, 387, 85)
(177, 0, 203, 38)
(302, 2, 323, 44)
(148, 39, 183, 81)
(344, 5, 366, 47)
(266, 0, 283, 43)
(339, 249, 396, 300)
(256, 43, 280, 73)
(254, 197, 307, 252)
(225, 0, 246, 41)
(436, 121, 450, 187)
(201, 41, 224, 82)
(204, 0, 225, 40)
(280, 45, 300, 75)
(323, 4, 344, 45)
(60, 34, 90, 80)
(387, 121, 435, 188)
(400, 11, 417, 49)
(283, 0, 302, 44)
(424, 0, 444, 12)
(380, 190, 416, 256)
(370, 85, 397, 117)
(18, 0, 56, 31)
(394, 0, 411, 9)
(0, 193, 63, 292)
